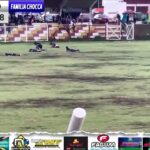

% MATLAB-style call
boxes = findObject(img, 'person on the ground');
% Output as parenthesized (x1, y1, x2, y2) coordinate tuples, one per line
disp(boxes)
(34, 42, 43, 50)
(50, 40, 59, 48)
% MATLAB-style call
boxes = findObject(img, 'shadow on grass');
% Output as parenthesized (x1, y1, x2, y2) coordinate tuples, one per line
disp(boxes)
(111, 96, 150, 106)
(128, 122, 150, 129)
(61, 62, 139, 69)
(0, 96, 150, 109)
(27, 74, 146, 83)
(0, 73, 148, 85)
(0, 98, 98, 109)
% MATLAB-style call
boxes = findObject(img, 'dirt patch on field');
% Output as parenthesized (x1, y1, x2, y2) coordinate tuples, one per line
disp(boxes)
(62, 62, 139, 68)
(64, 89, 100, 94)
(0, 98, 98, 109)
(111, 96, 150, 106)
(0, 60, 23, 64)
(27, 74, 144, 84)
(86, 50, 135, 54)
(0, 73, 147, 86)
(128, 122, 150, 129)
(40, 54, 64, 59)
(0, 96, 149, 109)
(61, 63, 101, 69)
(20, 125, 46, 130)
(1, 73, 143, 82)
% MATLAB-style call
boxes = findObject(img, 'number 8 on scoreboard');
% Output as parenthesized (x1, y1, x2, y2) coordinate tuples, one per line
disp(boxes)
(0, 1, 9, 23)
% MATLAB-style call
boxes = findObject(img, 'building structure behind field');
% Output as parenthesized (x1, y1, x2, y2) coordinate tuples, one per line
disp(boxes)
(45, 0, 150, 14)
(102, 0, 126, 17)
(124, 0, 150, 13)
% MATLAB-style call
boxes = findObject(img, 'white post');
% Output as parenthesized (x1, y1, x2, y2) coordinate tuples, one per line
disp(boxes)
(67, 108, 86, 133)
(89, 8, 92, 24)
(47, 23, 49, 41)
(132, 23, 135, 40)
(26, 24, 28, 42)
(134, 6, 136, 12)
(106, 23, 108, 40)
(89, 0, 98, 23)
(119, 23, 122, 40)
(4, 24, 6, 42)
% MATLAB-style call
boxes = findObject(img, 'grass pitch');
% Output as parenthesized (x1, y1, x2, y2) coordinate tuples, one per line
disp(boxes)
(0, 41, 150, 132)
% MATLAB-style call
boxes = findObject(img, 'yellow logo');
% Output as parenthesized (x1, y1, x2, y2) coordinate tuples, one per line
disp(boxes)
(35, 139, 62, 147)
(12, 135, 30, 150)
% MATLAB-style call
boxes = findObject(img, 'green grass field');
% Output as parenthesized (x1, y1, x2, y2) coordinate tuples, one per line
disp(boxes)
(0, 41, 150, 133)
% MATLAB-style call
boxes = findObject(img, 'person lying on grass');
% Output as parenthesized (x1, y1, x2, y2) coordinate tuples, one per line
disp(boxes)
(34, 42, 43, 50)
(66, 46, 80, 52)
(50, 40, 59, 48)
(29, 42, 46, 52)
(5, 53, 20, 56)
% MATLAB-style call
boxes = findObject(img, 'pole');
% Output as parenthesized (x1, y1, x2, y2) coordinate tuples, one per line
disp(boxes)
(47, 23, 49, 41)
(106, 23, 108, 40)
(89, 8, 92, 23)
(26, 24, 28, 42)
(89, 0, 98, 23)
(98, 0, 100, 8)
(67, 108, 86, 133)
(132, 23, 135, 40)
(4, 24, 6, 42)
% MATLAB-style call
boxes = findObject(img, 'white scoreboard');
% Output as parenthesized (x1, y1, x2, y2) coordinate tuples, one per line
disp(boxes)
(0, 1, 9, 23)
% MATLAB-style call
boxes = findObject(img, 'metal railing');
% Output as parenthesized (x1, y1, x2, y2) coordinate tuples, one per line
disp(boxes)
(0, 23, 135, 42)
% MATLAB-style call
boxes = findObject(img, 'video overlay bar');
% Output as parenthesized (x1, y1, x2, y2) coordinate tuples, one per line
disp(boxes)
(9, 0, 44, 13)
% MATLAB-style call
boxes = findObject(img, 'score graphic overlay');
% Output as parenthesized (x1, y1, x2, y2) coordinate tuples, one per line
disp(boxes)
(0, 0, 44, 23)
(9, 0, 44, 13)
(0, 1, 9, 23)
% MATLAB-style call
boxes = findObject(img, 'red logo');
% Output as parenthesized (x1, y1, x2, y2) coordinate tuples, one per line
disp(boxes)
(97, 134, 109, 143)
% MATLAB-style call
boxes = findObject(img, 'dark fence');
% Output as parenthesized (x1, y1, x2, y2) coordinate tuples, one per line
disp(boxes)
(135, 24, 150, 40)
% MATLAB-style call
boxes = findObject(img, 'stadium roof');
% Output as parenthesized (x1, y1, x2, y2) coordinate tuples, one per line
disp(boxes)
(61, 0, 100, 8)
(45, 0, 63, 8)
(124, 0, 150, 4)
(45, 0, 102, 9)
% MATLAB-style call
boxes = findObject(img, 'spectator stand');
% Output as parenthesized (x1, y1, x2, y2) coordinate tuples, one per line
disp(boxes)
(0, 23, 49, 42)
(0, 23, 135, 42)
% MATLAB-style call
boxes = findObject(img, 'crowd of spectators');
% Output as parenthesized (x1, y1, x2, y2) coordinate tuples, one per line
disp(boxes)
(9, 13, 40, 25)
(6, 8, 90, 26)
(1, 8, 148, 26)
(7, 13, 80, 26)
